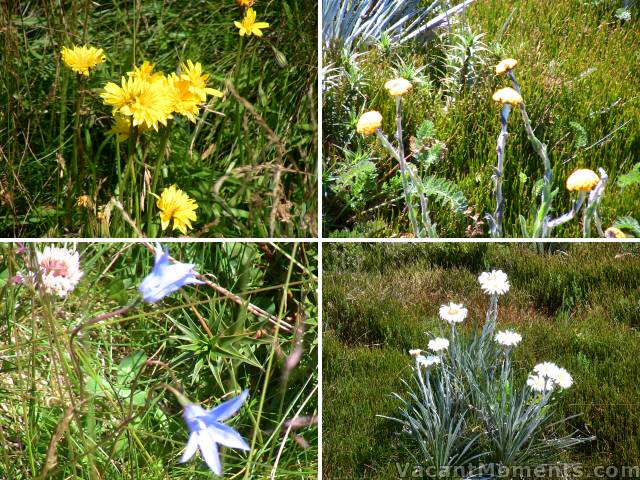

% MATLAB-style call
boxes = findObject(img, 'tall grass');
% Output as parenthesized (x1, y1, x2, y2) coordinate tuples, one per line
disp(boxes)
(323, 243, 640, 478)
(0, 241, 318, 478)
(0, 0, 317, 237)
(323, 0, 639, 237)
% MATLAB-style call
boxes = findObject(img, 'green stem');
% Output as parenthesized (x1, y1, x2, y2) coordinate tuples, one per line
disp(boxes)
(243, 243, 298, 479)
(147, 123, 172, 237)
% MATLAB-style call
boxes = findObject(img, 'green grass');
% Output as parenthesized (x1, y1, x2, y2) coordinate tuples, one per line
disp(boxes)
(323, 0, 639, 237)
(0, 241, 318, 479)
(1, 0, 317, 237)
(323, 243, 640, 478)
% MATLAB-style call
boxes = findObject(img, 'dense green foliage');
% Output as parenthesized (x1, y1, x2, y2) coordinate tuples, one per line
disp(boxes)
(323, 0, 639, 237)
(0, 241, 318, 478)
(1, 0, 317, 237)
(323, 243, 640, 478)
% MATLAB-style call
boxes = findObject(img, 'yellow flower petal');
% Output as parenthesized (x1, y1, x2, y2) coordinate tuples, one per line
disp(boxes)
(495, 58, 517, 75)
(566, 169, 599, 192)
(356, 111, 383, 136)
(492, 87, 523, 106)
(61, 45, 105, 76)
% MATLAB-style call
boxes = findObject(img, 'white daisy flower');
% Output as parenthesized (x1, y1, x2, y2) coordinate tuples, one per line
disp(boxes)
(34, 246, 84, 297)
(552, 367, 573, 389)
(439, 302, 468, 324)
(533, 362, 560, 379)
(408, 349, 422, 357)
(478, 269, 510, 295)
(428, 337, 449, 352)
(526, 374, 555, 392)
(416, 354, 441, 368)
(495, 330, 522, 347)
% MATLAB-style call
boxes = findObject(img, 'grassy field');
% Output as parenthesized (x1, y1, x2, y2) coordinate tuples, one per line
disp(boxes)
(0, 241, 318, 479)
(1, 0, 317, 238)
(323, 0, 639, 238)
(323, 243, 640, 478)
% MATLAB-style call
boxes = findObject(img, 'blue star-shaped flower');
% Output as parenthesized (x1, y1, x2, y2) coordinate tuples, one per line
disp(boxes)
(181, 390, 251, 475)
(139, 242, 204, 302)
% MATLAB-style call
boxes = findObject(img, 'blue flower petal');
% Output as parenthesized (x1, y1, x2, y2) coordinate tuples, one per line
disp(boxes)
(139, 243, 204, 303)
(208, 422, 251, 451)
(209, 389, 249, 422)
(199, 430, 222, 475)
(180, 432, 199, 463)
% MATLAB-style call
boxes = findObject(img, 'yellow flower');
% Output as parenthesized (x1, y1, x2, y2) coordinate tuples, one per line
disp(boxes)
(384, 78, 413, 97)
(166, 73, 202, 123)
(495, 58, 517, 75)
(61, 45, 105, 76)
(236, 0, 256, 6)
(127, 61, 165, 84)
(492, 87, 523, 106)
(157, 185, 198, 235)
(179, 60, 223, 103)
(566, 169, 599, 192)
(108, 114, 149, 141)
(108, 114, 132, 142)
(76, 195, 92, 208)
(604, 227, 626, 238)
(234, 8, 269, 37)
(101, 76, 173, 131)
(356, 111, 383, 135)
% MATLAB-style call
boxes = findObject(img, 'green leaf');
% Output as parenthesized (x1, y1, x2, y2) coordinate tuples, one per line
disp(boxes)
(117, 351, 147, 386)
(569, 121, 587, 148)
(419, 176, 467, 213)
(617, 163, 640, 188)
(612, 216, 640, 237)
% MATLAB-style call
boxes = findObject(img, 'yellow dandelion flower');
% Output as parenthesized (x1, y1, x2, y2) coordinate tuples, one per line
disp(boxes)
(356, 111, 383, 136)
(604, 227, 626, 238)
(492, 87, 523, 106)
(566, 169, 600, 192)
(179, 60, 223, 102)
(108, 114, 149, 142)
(495, 58, 517, 75)
(236, 0, 256, 6)
(167, 73, 202, 123)
(157, 185, 198, 235)
(234, 8, 269, 37)
(108, 114, 132, 142)
(76, 195, 92, 208)
(61, 45, 105, 76)
(127, 61, 165, 84)
(101, 76, 173, 131)
(384, 78, 413, 97)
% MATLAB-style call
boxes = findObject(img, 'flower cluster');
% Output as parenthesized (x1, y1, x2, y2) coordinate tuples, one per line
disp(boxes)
(478, 269, 510, 295)
(101, 59, 223, 132)
(492, 58, 522, 106)
(527, 362, 573, 392)
(33, 246, 84, 297)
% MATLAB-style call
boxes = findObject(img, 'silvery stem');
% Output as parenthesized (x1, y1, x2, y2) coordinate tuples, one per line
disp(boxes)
(545, 191, 587, 233)
(582, 168, 608, 238)
(395, 97, 433, 237)
(509, 71, 553, 238)
(376, 126, 420, 237)
(490, 104, 511, 237)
